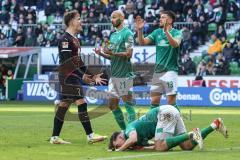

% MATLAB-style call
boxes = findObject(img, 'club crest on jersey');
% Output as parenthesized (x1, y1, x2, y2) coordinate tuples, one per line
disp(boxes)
(62, 42, 69, 48)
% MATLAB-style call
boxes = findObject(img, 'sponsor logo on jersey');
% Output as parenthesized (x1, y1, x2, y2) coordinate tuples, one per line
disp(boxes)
(62, 42, 69, 48)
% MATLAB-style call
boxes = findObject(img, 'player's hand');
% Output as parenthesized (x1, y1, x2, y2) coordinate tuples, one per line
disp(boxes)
(135, 16, 145, 31)
(93, 73, 107, 85)
(83, 74, 94, 84)
(103, 47, 113, 55)
(163, 19, 171, 33)
(93, 48, 101, 55)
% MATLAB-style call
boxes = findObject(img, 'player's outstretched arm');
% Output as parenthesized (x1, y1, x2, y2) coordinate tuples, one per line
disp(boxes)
(135, 16, 152, 45)
(107, 48, 133, 58)
(143, 145, 155, 150)
(116, 131, 138, 151)
(93, 48, 111, 60)
(92, 73, 107, 85)
(82, 74, 95, 84)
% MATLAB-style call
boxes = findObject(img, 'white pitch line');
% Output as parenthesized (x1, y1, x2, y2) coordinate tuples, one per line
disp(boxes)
(95, 151, 191, 160)
(95, 147, 240, 160)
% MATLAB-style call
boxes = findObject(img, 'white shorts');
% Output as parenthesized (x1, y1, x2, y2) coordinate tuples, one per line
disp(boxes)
(108, 77, 133, 97)
(150, 71, 178, 96)
(155, 105, 186, 141)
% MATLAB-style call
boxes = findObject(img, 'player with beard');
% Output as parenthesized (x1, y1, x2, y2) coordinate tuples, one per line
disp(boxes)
(109, 105, 228, 151)
(50, 10, 107, 144)
(135, 11, 182, 112)
(93, 10, 136, 130)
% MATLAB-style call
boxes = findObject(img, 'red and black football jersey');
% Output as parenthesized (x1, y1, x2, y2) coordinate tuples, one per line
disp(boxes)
(58, 32, 86, 76)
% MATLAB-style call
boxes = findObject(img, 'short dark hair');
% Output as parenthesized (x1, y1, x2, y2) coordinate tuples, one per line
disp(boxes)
(63, 10, 79, 27)
(108, 131, 121, 151)
(161, 10, 176, 23)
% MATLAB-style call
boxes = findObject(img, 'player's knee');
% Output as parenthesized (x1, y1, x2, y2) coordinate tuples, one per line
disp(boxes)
(167, 95, 176, 105)
(122, 94, 132, 103)
(108, 98, 119, 110)
(154, 140, 168, 152)
(151, 98, 160, 104)
(59, 101, 70, 108)
(179, 143, 194, 151)
(109, 104, 118, 110)
(151, 96, 160, 104)
(75, 98, 86, 105)
(180, 145, 193, 151)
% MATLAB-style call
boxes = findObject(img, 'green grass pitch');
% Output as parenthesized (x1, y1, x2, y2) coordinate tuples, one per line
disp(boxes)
(0, 101, 240, 160)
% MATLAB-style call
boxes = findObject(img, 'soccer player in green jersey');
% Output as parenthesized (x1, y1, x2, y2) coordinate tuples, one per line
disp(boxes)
(109, 105, 228, 151)
(135, 10, 181, 110)
(94, 10, 136, 130)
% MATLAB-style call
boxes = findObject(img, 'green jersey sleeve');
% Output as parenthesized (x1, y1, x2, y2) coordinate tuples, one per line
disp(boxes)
(173, 29, 183, 42)
(125, 31, 134, 49)
(146, 30, 156, 43)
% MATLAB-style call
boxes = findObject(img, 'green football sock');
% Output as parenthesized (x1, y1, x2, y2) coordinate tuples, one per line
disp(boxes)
(124, 102, 136, 123)
(150, 104, 159, 109)
(112, 108, 126, 130)
(166, 133, 189, 149)
(191, 126, 214, 145)
(201, 126, 214, 139)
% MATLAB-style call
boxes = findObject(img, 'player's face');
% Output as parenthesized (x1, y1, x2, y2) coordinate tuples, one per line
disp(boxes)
(113, 133, 126, 149)
(159, 14, 172, 27)
(111, 13, 122, 28)
(72, 13, 82, 32)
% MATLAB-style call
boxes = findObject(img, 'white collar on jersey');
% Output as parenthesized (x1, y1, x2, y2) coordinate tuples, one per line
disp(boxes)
(115, 26, 125, 33)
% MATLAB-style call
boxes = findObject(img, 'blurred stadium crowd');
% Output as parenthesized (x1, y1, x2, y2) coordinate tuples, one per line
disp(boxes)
(0, 0, 240, 76)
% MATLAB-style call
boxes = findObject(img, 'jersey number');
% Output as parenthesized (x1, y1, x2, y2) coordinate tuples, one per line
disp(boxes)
(119, 81, 126, 90)
(77, 88, 81, 96)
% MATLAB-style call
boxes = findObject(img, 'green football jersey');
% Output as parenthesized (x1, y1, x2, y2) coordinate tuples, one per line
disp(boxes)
(124, 107, 159, 146)
(109, 27, 134, 78)
(147, 28, 182, 73)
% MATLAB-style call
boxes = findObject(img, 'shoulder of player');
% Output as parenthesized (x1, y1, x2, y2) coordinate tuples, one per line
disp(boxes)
(122, 27, 134, 39)
(123, 27, 133, 34)
(123, 27, 131, 32)
(109, 30, 117, 37)
(58, 32, 72, 43)
(154, 28, 162, 32)
(171, 28, 182, 34)
(151, 28, 163, 35)
(58, 32, 73, 49)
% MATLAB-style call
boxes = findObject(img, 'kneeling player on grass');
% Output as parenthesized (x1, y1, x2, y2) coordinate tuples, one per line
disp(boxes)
(109, 105, 228, 151)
